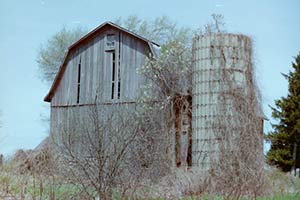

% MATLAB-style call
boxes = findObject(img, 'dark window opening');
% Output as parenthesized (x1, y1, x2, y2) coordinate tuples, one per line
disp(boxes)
(187, 136, 193, 167)
(111, 82, 115, 99)
(111, 52, 116, 99)
(77, 57, 81, 104)
(117, 81, 121, 99)
(117, 32, 121, 99)
(106, 34, 115, 48)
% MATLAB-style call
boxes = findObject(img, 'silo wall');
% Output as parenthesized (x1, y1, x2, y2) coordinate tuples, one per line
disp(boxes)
(192, 33, 252, 168)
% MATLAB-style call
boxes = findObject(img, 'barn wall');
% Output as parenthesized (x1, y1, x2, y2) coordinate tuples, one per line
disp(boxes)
(51, 28, 150, 107)
(121, 33, 148, 100)
(50, 104, 137, 137)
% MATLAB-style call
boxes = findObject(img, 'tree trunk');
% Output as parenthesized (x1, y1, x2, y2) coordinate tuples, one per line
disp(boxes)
(292, 142, 297, 176)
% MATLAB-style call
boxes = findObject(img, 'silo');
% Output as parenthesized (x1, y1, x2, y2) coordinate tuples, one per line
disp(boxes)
(192, 33, 253, 168)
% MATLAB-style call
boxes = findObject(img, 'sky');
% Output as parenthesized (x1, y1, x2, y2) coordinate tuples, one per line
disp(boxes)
(0, 0, 299, 156)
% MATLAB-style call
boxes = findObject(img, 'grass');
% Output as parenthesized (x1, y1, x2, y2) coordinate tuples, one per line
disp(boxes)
(183, 194, 300, 200)
(259, 193, 300, 200)
(1, 161, 300, 200)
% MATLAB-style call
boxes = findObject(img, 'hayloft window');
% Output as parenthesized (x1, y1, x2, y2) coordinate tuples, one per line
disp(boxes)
(117, 32, 121, 99)
(111, 51, 116, 99)
(106, 34, 115, 50)
(77, 57, 81, 104)
(107, 32, 121, 100)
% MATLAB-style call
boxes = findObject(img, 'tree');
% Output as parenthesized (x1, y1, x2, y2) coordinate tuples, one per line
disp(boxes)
(114, 15, 192, 47)
(267, 53, 300, 173)
(37, 26, 87, 83)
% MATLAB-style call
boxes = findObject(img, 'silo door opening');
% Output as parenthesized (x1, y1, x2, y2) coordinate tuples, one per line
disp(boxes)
(174, 94, 193, 167)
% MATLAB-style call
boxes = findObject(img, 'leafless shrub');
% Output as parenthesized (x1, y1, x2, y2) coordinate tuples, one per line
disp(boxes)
(139, 41, 193, 168)
(51, 101, 171, 199)
(1, 140, 59, 200)
(11, 138, 54, 176)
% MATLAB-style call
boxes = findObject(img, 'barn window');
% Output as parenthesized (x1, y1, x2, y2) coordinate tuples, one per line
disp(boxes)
(77, 57, 81, 104)
(117, 77, 121, 99)
(117, 32, 121, 99)
(108, 33, 121, 100)
(106, 34, 115, 49)
(111, 51, 116, 99)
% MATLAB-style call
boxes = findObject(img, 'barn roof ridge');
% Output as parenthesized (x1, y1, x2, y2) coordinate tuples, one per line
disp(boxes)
(44, 21, 160, 102)
(69, 21, 160, 50)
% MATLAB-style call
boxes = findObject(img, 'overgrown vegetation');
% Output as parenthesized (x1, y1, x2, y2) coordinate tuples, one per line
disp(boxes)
(0, 145, 91, 199)
(1, 159, 300, 200)
(205, 34, 264, 198)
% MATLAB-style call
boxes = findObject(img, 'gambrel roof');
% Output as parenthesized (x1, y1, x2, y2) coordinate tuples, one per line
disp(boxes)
(44, 21, 160, 102)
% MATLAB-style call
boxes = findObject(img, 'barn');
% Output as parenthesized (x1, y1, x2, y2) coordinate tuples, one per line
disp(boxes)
(44, 21, 159, 105)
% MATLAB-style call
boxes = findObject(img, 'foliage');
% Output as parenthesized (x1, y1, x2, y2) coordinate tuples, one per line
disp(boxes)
(266, 53, 300, 172)
(114, 15, 193, 47)
(37, 26, 87, 83)
(139, 41, 192, 97)
(136, 31, 194, 170)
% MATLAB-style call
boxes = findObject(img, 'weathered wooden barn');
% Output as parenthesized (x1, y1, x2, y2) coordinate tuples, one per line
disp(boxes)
(45, 21, 159, 105)
(44, 21, 171, 166)
(44, 21, 194, 171)
(44, 22, 264, 172)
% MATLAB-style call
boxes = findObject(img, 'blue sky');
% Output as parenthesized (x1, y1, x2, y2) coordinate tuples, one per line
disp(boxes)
(0, 0, 299, 156)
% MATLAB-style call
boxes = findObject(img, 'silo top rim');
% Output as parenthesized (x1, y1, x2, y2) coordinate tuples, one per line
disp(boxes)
(193, 33, 251, 41)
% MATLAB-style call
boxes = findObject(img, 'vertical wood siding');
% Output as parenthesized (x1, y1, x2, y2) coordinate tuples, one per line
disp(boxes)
(51, 28, 150, 107)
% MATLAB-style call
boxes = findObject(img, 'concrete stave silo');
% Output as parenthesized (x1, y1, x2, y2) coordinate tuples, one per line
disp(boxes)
(192, 33, 253, 168)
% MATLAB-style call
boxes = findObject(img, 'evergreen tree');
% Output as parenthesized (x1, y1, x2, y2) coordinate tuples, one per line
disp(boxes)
(267, 53, 300, 172)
